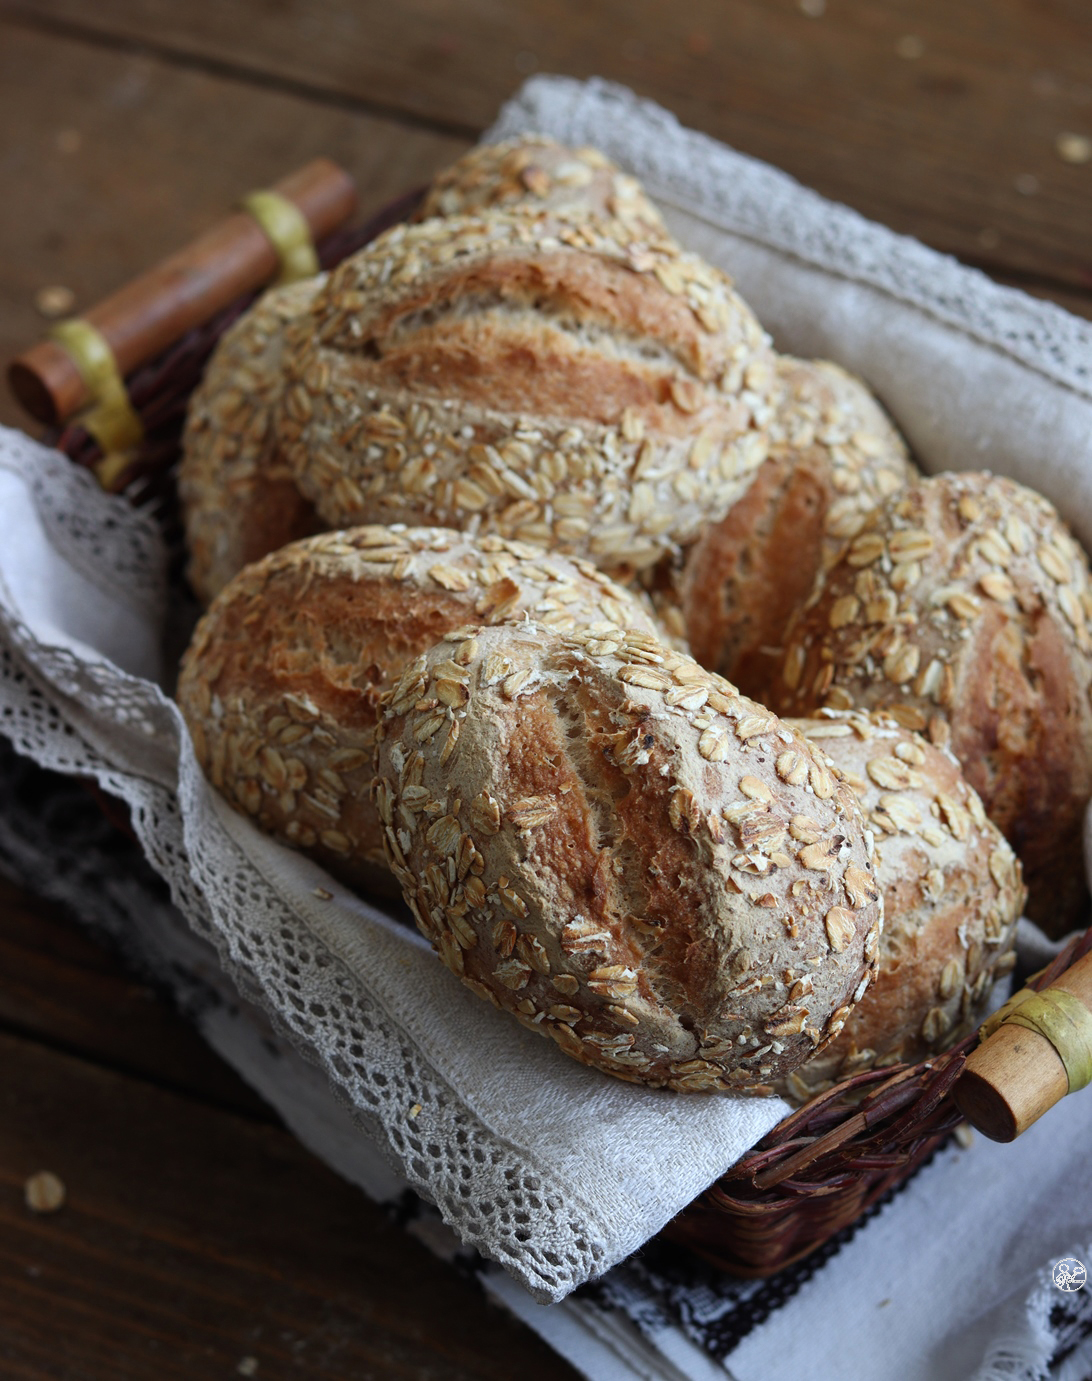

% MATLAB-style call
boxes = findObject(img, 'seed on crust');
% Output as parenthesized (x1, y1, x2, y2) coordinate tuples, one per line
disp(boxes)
(843, 864, 879, 908)
(824, 906, 856, 952)
(799, 839, 839, 870)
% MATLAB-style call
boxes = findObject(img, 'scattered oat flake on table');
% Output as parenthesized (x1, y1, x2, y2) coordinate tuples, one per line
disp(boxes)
(798, 0, 825, 15)
(237, 1359, 258, 1378)
(896, 35, 926, 59)
(312, 887, 332, 900)
(1056, 132, 1092, 164)
(34, 285, 75, 319)
(25, 1171, 65, 1213)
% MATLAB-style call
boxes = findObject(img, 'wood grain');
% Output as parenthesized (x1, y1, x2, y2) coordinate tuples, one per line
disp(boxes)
(5, 0, 1092, 296)
(0, 876, 272, 1119)
(0, 1022, 580, 1380)
(0, 20, 468, 429)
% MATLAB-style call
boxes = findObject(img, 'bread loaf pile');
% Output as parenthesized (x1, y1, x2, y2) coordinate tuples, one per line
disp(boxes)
(178, 135, 1092, 1099)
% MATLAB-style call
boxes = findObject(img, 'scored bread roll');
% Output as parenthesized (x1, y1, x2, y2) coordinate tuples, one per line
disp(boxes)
(277, 209, 775, 577)
(649, 358, 916, 698)
(415, 135, 668, 236)
(179, 278, 323, 605)
(770, 471, 1092, 935)
(177, 526, 663, 895)
(781, 712, 1023, 1101)
(374, 622, 884, 1092)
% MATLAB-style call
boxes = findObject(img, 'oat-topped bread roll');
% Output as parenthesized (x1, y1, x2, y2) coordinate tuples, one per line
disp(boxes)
(177, 526, 662, 895)
(179, 278, 323, 605)
(277, 210, 775, 576)
(374, 622, 884, 1092)
(648, 358, 916, 697)
(770, 471, 1092, 935)
(780, 712, 1023, 1101)
(416, 135, 668, 236)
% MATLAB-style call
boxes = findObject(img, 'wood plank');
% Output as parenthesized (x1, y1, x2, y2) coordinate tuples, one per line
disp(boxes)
(0, 875, 274, 1119)
(0, 1028, 580, 1380)
(0, 20, 469, 430)
(6, 0, 1092, 298)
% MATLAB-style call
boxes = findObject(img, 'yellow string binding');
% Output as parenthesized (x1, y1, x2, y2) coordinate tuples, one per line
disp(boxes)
(49, 319, 144, 489)
(1002, 989, 1092, 1093)
(240, 190, 320, 284)
(980, 979, 1092, 1093)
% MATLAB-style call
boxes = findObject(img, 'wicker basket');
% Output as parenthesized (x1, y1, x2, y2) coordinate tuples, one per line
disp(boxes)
(39, 188, 1092, 1281)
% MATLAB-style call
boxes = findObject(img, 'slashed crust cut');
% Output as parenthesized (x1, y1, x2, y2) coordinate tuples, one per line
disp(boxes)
(781, 712, 1023, 1101)
(176, 526, 664, 896)
(374, 622, 884, 1092)
(179, 278, 324, 605)
(770, 472, 1092, 935)
(650, 358, 916, 699)
(277, 210, 776, 577)
(416, 135, 668, 236)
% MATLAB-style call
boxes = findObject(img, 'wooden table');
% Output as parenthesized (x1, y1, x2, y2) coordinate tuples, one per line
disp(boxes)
(0, 3, 1089, 1376)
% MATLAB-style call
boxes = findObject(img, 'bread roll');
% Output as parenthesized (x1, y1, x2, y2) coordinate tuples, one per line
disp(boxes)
(277, 209, 775, 577)
(780, 712, 1024, 1100)
(416, 135, 668, 235)
(648, 358, 915, 698)
(374, 622, 884, 1091)
(177, 526, 663, 895)
(179, 278, 323, 605)
(770, 472, 1092, 935)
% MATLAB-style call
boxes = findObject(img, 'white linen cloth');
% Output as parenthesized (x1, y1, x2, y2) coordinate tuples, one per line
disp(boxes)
(2, 70, 1092, 1376)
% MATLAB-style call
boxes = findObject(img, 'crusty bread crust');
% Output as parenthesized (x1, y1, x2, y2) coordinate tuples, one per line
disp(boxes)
(277, 210, 775, 576)
(780, 712, 1023, 1099)
(771, 472, 1092, 934)
(374, 622, 883, 1091)
(650, 359, 915, 700)
(416, 135, 668, 236)
(179, 278, 324, 605)
(177, 526, 664, 896)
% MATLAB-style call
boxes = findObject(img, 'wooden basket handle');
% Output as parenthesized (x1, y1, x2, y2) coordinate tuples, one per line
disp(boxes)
(8, 157, 357, 428)
(954, 948, 1092, 1141)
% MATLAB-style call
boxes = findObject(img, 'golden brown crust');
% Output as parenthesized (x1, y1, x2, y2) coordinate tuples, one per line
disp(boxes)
(778, 712, 1023, 1100)
(179, 278, 324, 605)
(649, 359, 915, 701)
(416, 136, 669, 236)
(374, 622, 884, 1091)
(770, 472, 1092, 935)
(176, 526, 665, 896)
(277, 210, 775, 576)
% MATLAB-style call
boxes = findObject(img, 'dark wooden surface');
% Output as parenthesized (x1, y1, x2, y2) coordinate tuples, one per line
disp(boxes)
(0, 3, 1090, 1376)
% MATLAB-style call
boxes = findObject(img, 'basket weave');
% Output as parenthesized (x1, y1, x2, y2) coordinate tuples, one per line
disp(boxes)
(46, 189, 1092, 1280)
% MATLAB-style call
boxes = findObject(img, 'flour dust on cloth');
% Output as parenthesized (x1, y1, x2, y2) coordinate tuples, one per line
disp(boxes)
(0, 429, 786, 1305)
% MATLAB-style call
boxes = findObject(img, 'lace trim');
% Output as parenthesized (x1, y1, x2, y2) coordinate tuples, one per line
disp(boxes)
(0, 440, 166, 622)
